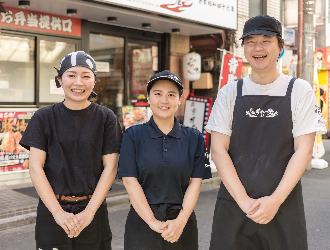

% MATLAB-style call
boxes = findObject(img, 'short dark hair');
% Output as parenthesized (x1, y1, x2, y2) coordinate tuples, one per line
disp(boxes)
(241, 34, 284, 49)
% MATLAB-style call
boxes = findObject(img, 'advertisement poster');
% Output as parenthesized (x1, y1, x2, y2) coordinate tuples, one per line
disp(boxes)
(314, 47, 330, 70)
(122, 106, 152, 129)
(0, 109, 36, 172)
(220, 53, 243, 89)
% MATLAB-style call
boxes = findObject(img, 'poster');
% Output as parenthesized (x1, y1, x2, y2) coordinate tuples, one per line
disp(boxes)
(220, 53, 243, 89)
(122, 106, 152, 129)
(314, 47, 330, 70)
(0, 109, 36, 172)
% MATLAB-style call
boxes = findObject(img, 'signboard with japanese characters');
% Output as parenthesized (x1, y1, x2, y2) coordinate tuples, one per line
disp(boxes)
(183, 93, 213, 148)
(220, 53, 243, 89)
(100, 0, 237, 30)
(1, 6, 81, 37)
(0, 109, 37, 172)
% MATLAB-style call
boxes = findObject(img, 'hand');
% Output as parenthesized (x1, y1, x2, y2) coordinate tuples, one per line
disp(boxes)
(246, 196, 281, 224)
(74, 208, 95, 237)
(160, 217, 187, 243)
(148, 218, 166, 234)
(53, 209, 80, 238)
(237, 196, 259, 215)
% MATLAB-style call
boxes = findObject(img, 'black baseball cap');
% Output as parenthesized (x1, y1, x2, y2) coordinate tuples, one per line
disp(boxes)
(147, 70, 183, 93)
(240, 15, 282, 40)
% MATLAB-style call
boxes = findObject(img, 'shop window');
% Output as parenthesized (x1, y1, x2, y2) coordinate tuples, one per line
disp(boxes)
(249, 0, 265, 17)
(0, 35, 35, 103)
(89, 33, 124, 124)
(39, 40, 76, 103)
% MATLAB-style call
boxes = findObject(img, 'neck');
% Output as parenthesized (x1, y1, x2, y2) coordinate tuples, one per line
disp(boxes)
(250, 67, 280, 85)
(152, 116, 175, 135)
(63, 99, 91, 110)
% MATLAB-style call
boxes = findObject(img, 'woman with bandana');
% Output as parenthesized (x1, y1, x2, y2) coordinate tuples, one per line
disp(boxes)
(20, 51, 122, 250)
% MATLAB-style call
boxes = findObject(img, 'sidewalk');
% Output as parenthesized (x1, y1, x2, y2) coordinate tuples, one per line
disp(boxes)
(0, 173, 220, 231)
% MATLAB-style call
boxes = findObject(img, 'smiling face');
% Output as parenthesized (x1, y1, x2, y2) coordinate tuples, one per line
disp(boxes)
(58, 66, 96, 109)
(147, 80, 181, 122)
(244, 35, 282, 74)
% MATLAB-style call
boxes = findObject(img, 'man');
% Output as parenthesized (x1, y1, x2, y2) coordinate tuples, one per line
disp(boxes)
(206, 15, 326, 250)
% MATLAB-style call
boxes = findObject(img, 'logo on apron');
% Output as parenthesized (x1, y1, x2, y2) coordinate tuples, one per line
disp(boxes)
(246, 108, 278, 117)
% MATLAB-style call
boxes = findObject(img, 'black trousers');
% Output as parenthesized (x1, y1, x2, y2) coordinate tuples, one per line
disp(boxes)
(35, 199, 112, 250)
(124, 205, 198, 250)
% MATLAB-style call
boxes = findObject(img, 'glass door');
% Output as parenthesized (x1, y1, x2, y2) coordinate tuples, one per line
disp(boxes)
(127, 39, 159, 107)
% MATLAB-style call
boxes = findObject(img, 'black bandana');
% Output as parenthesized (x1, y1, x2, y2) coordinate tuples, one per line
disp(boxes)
(54, 51, 98, 99)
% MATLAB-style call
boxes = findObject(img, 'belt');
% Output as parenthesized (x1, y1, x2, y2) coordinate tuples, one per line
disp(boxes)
(55, 194, 92, 202)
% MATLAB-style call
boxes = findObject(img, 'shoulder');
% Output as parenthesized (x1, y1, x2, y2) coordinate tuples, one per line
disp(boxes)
(32, 103, 59, 118)
(124, 123, 148, 139)
(291, 77, 313, 97)
(180, 124, 203, 140)
(220, 80, 238, 95)
(91, 102, 118, 121)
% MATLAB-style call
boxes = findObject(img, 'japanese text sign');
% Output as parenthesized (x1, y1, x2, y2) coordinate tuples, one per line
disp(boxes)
(1, 6, 81, 37)
(101, 0, 237, 30)
(220, 53, 243, 89)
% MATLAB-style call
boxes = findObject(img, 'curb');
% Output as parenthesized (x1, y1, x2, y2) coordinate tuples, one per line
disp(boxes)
(0, 177, 221, 231)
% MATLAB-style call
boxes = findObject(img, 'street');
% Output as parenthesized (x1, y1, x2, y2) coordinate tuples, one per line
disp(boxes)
(1, 141, 330, 250)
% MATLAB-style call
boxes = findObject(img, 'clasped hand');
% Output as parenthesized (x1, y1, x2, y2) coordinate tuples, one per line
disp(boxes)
(240, 196, 282, 224)
(53, 209, 94, 238)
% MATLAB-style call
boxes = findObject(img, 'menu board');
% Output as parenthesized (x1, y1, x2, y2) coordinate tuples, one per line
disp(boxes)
(0, 109, 36, 172)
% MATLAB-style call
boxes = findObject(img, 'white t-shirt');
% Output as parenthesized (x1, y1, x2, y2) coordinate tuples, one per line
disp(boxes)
(205, 74, 327, 138)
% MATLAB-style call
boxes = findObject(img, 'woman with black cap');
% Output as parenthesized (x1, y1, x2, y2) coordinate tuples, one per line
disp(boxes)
(118, 70, 212, 250)
(20, 51, 122, 250)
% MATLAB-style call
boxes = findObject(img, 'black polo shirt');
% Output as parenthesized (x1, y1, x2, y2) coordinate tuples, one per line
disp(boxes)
(118, 116, 211, 205)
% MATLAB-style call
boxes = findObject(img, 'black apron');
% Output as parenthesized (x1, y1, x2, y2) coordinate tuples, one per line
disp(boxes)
(124, 204, 198, 250)
(35, 199, 112, 250)
(209, 78, 308, 250)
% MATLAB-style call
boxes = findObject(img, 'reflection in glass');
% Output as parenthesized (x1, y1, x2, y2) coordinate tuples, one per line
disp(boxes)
(39, 40, 75, 103)
(0, 35, 35, 102)
(128, 43, 158, 107)
(89, 33, 124, 125)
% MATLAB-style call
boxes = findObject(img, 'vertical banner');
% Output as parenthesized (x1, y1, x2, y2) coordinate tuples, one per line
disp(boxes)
(0, 109, 36, 172)
(220, 53, 243, 89)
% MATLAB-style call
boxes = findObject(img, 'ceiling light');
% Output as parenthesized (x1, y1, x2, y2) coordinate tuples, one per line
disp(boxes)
(67, 9, 77, 16)
(107, 17, 117, 22)
(142, 23, 151, 29)
(172, 28, 180, 33)
(18, 1, 30, 9)
(0, 3, 6, 13)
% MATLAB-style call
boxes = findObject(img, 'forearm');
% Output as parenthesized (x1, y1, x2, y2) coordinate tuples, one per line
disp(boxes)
(122, 177, 157, 225)
(271, 133, 314, 204)
(178, 178, 202, 223)
(85, 153, 119, 214)
(29, 164, 62, 215)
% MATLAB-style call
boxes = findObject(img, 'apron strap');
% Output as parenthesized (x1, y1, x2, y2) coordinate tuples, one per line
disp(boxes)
(286, 77, 297, 97)
(237, 79, 243, 97)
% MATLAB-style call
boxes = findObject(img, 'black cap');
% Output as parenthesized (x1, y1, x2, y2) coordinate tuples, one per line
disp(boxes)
(240, 15, 282, 40)
(147, 70, 183, 93)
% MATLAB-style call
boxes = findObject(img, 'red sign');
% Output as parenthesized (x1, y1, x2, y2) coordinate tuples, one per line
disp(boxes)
(220, 53, 243, 88)
(1, 6, 81, 37)
(315, 47, 330, 70)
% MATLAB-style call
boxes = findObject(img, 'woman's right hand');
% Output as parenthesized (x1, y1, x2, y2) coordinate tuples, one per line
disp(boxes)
(237, 196, 259, 215)
(53, 209, 81, 238)
(148, 218, 167, 234)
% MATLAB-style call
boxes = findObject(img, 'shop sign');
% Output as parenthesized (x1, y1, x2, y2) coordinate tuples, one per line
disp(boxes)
(220, 53, 243, 89)
(101, 0, 237, 30)
(183, 93, 212, 148)
(284, 28, 295, 47)
(1, 6, 81, 37)
(315, 47, 330, 70)
(0, 109, 36, 172)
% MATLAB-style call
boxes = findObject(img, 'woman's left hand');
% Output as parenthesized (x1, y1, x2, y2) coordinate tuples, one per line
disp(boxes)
(160, 217, 187, 243)
(73, 209, 95, 237)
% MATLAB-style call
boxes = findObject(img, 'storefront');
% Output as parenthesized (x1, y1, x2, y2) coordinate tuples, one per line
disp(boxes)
(0, 0, 237, 185)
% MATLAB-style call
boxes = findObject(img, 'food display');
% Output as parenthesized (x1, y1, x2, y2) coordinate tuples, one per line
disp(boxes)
(0, 110, 34, 172)
(122, 106, 152, 129)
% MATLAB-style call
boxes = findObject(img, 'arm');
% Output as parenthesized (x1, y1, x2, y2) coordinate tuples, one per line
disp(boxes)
(247, 132, 315, 224)
(122, 177, 165, 234)
(161, 178, 202, 243)
(75, 153, 119, 233)
(210, 132, 256, 214)
(29, 147, 80, 237)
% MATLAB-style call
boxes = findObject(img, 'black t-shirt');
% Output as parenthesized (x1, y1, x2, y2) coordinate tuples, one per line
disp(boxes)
(20, 102, 123, 196)
(118, 116, 212, 205)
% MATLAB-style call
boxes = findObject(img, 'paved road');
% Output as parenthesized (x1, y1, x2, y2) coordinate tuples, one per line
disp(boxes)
(1, 140, 330, 250)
